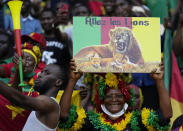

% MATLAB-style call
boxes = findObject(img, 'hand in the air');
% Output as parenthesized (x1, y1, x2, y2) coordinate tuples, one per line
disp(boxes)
(150, 59, 164, 81)
(70, 59, 83, 81)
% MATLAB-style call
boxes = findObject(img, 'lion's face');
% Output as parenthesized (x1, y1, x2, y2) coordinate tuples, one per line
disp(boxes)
(110, 29, 130, 54)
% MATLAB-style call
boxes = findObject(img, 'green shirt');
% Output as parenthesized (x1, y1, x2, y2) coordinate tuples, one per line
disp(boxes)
(176, 29, 183, 77)
(145, 0, 168, 24)
(0, 57, 12, 65)
(145, 0, 178, 24)
(0, 57, 12, 84)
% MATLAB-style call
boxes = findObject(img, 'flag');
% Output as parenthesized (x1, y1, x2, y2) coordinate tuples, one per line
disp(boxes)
(163, 29, 172, 92)
(145, 0, 168, 24)
(170, 52, 183, 125)
(0, 95, 30, 131)
(163, 28, 183, 126)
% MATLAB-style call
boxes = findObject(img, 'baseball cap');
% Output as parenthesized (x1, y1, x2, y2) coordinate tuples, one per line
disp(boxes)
(21, 33, 46, 49)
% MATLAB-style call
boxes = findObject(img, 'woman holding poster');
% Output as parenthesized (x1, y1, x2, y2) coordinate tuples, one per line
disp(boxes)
(58, 60, 172, 131)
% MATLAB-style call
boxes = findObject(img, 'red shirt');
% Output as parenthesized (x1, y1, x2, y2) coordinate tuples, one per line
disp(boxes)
(1, 61, 46, 84)
(0, 61, 43, 130)
(88, 1, 104, 16)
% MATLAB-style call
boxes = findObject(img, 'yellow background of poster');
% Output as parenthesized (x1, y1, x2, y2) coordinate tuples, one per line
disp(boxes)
(74, 17, 161, 73)
(132, 17, 161, 62)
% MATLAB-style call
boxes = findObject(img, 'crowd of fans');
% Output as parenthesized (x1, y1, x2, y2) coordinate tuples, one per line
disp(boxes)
(0, 0, 182, 130)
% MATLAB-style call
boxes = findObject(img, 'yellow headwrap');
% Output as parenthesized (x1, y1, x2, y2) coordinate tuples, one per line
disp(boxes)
(23, 49, 38, 64)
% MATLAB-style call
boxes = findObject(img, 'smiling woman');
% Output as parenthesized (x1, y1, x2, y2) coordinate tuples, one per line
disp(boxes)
(59, 71, 172, 131)
(104, 89, 125, 114)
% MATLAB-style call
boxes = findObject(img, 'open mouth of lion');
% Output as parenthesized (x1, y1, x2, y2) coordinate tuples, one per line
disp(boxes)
(116, 42, 126, 52)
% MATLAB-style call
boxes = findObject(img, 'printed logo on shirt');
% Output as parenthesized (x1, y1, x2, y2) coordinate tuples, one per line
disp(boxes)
(46, 41, 64, 49)
(42, 51, 57, 65)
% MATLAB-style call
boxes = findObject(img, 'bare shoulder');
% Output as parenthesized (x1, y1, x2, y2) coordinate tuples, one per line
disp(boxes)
(36, 95, 57, 105)
(35, 95, 59, 113)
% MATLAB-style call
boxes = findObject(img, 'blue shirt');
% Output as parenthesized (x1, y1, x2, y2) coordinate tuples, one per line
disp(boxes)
(132, 73, 155, 87)
(5, 15, 42, 35)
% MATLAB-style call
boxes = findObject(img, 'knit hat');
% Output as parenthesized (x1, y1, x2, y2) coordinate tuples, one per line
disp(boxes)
(21, 32, 46, 49)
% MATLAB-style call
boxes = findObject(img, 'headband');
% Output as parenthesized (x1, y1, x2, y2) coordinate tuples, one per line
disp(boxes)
(23, 49, 37, 64)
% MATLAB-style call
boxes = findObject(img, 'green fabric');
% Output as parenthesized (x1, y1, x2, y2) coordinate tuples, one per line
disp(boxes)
(0, 57, 12, 65)
(176, 29, 183, 77)
(177, 53, 183, 77)
(163, 29, 173, 93)
(167, 0, 178, 13)
(0, 57, 12, 85)
(22, 85, 33, 92)
(10, 67, 35, 92)
(145, 0, 168, 24)
(24, 71, 35, 78)
(0, 78, 10, 84)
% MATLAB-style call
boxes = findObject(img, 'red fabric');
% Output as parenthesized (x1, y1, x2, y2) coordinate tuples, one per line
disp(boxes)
(0, 93, 39, 131)
(170, 52, 183, 103)
(0, 95, 30, 131)
(1, 61, 45, 84)
(23, 91, 39, 97)
(22, 43, 33, 50)
(1, 62, 14, 78)
(33, 61, 45, 80)
(0, 62, 43, 131)
(88, 1, 103, 16)
(21, 33, 46, 49)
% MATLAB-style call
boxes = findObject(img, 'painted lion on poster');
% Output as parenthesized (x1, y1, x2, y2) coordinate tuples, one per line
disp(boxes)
(74, 27, 144, 70)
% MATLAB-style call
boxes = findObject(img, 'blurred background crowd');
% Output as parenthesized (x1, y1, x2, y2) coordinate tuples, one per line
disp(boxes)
(0, 0, 183, 130)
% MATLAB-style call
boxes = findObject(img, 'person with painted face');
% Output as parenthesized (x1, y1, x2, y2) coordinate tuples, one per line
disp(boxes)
(55, 2, 70, 27)
(5, 0, 42, 35)
(58, 62, 172, 131)
(55, 1, 74, 43)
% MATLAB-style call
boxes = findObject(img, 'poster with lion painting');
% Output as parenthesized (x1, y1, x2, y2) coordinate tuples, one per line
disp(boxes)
(73, 17, 161, 73)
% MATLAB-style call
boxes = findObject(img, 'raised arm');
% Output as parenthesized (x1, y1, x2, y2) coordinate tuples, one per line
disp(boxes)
(173, 12, 183, 56)
(0, 80, 56, 113)
(150, 62, 172, 120)
(60, 59, 82, 119)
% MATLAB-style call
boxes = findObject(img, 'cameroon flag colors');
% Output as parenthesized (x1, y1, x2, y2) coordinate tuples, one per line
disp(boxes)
(73, 17, 161, 73)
